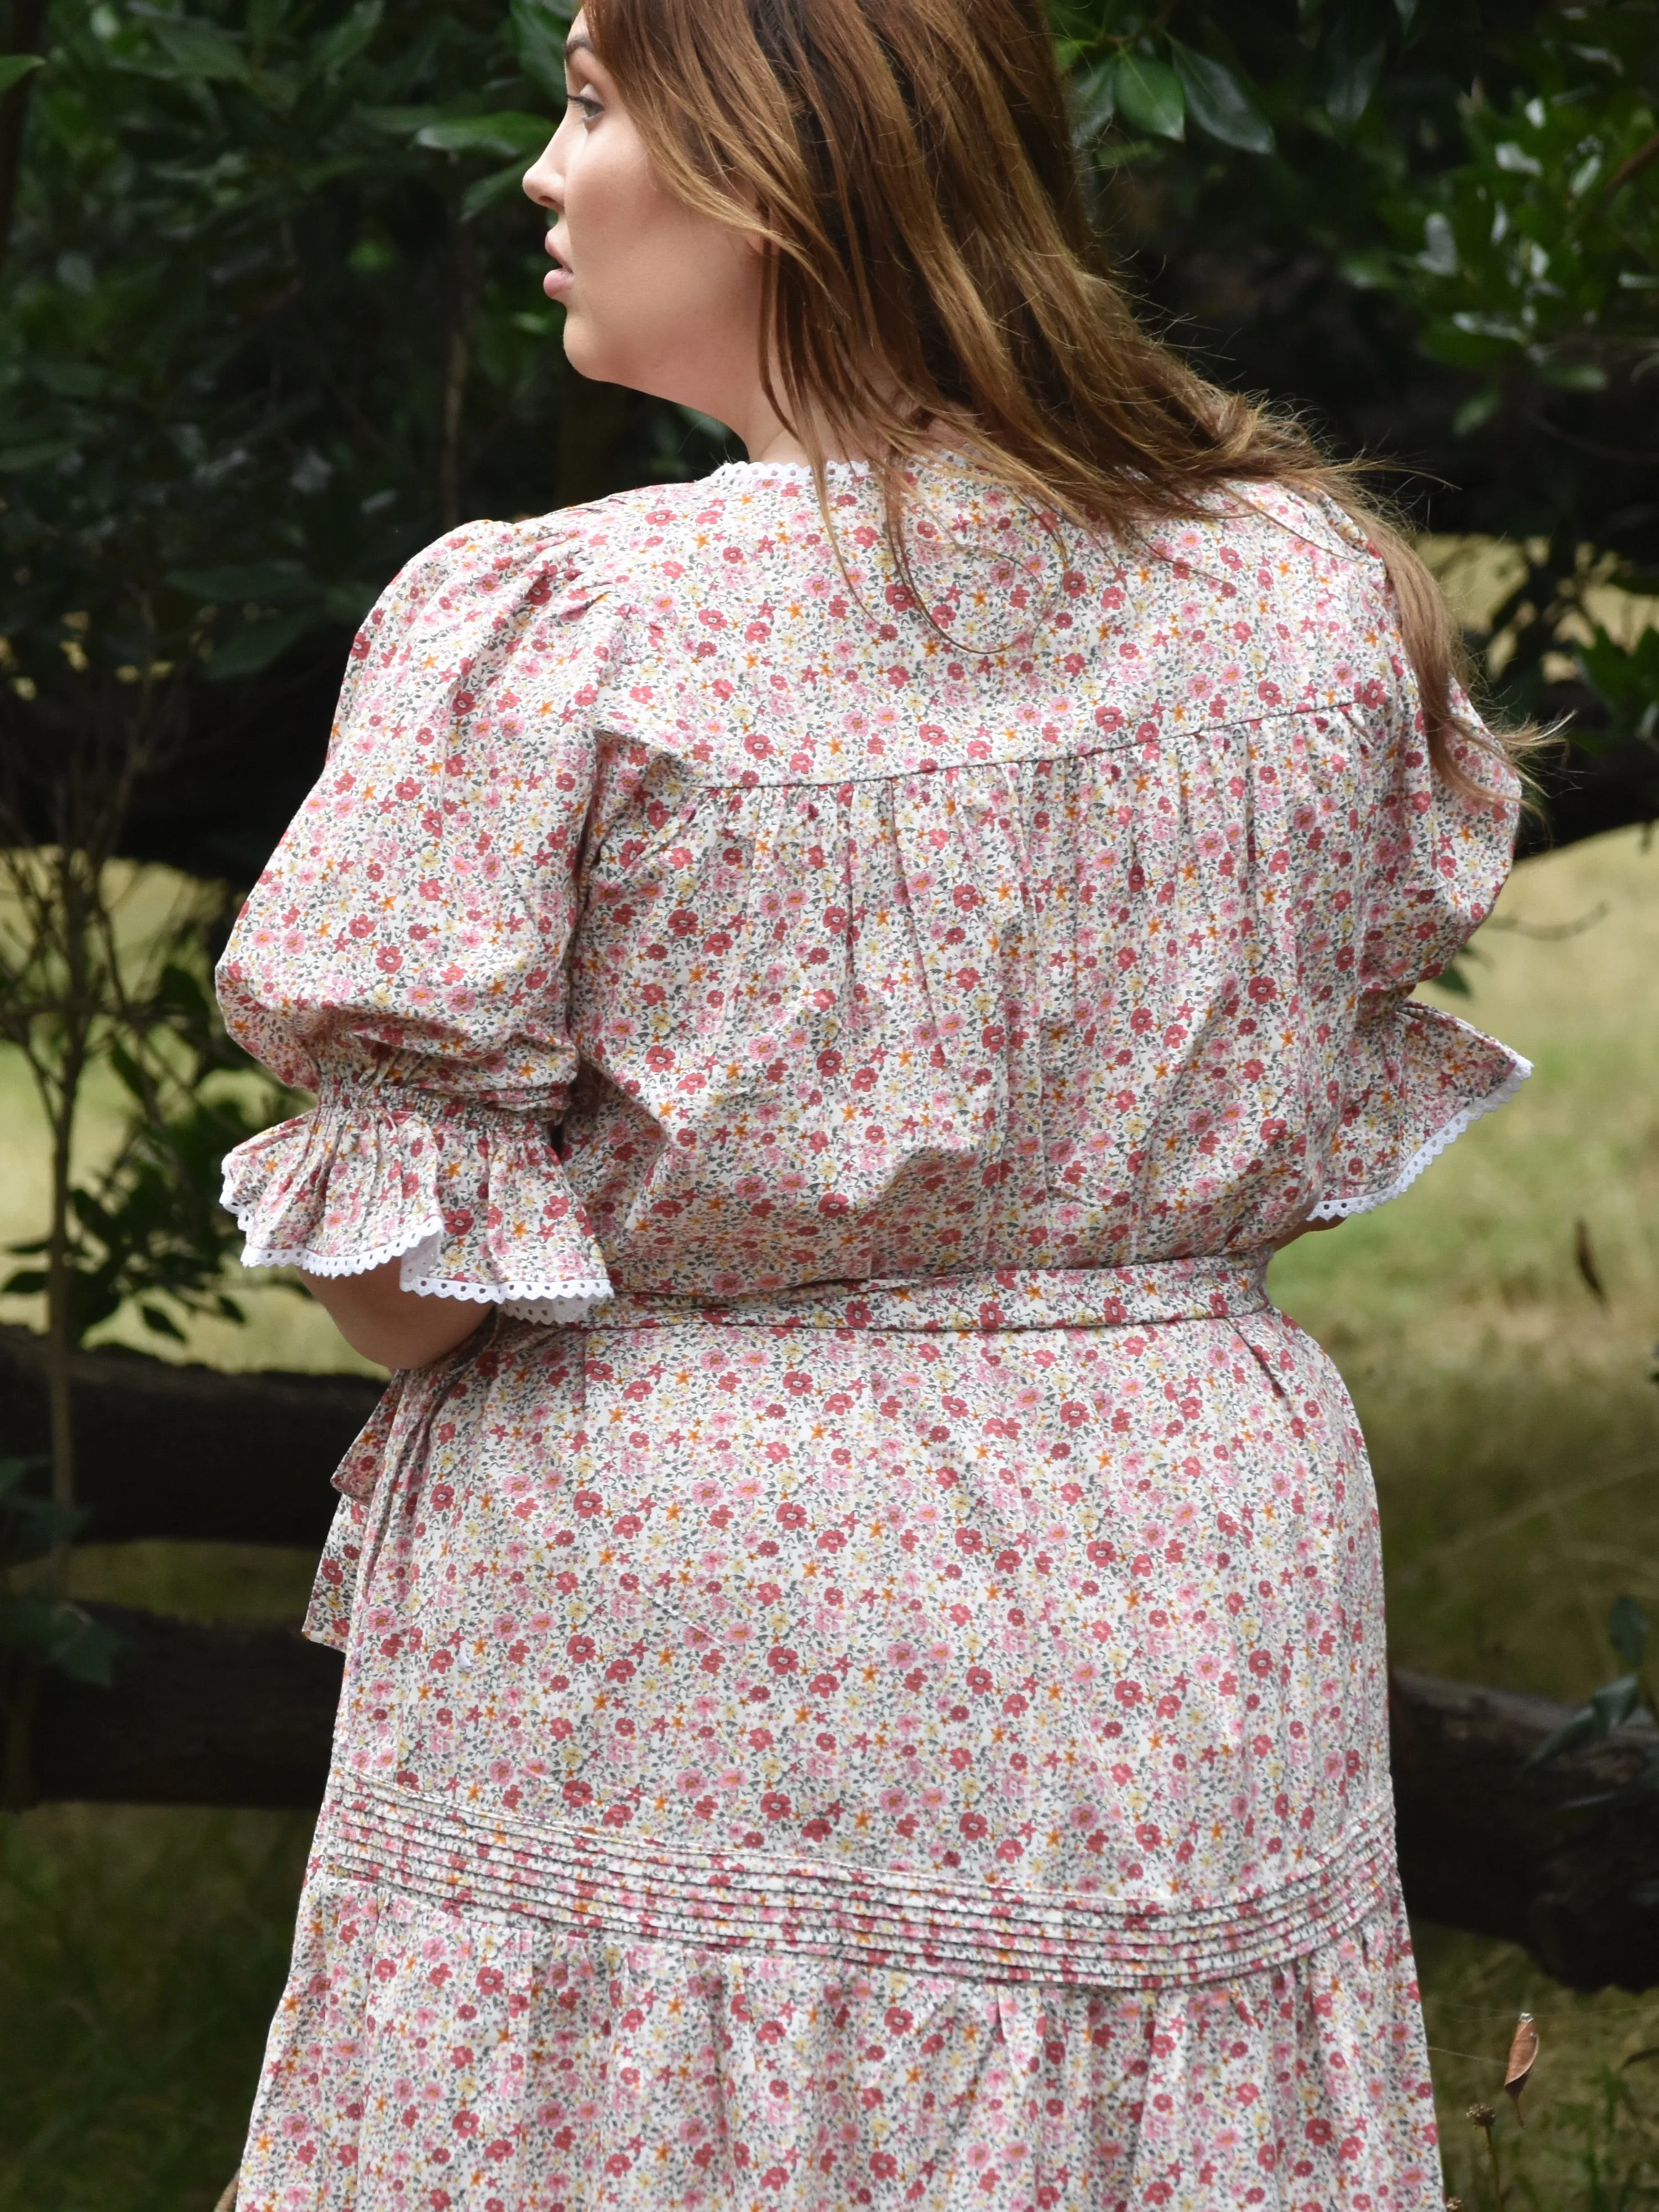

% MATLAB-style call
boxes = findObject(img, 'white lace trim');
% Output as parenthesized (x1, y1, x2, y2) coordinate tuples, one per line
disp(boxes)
(1305, 1052, 1532, 1222)
(228, 1207, 445, 1278)
(717, 457, 873, 483)
(224, 1192, 613, 1319)
(499, 1290, 613, 1325)
(401, 1266, 611, 1317)
(715, 450, 979, 487)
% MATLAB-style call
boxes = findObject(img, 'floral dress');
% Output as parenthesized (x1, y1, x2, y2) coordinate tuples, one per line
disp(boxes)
(217, 455, 1526, 2212)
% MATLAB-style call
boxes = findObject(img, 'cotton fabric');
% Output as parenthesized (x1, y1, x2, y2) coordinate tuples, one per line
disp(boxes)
(218, 456, 1525, 2209)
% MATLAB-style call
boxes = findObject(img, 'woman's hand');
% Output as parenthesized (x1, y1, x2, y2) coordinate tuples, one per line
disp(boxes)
(299, 1259, 488, 1370)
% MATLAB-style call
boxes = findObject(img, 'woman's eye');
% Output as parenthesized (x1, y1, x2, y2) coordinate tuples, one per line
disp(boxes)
(565, 91, 602, 122)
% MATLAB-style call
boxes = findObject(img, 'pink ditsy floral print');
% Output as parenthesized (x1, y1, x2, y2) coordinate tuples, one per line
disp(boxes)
(218, 456, 1522, 2209)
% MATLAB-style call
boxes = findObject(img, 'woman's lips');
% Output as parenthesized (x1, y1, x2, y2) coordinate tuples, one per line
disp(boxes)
(543, 231, 572, 300)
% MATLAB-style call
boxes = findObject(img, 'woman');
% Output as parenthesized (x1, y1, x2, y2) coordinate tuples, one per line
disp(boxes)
(218, 1, 1528, 2203)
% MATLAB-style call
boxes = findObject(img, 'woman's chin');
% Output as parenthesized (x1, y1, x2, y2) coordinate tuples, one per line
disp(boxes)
(561, 320, 618, 387)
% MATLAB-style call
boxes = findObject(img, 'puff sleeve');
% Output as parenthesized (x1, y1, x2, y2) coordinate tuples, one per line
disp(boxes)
(1310, 676, 1531, 1220)
(215, 518, 617, 1324)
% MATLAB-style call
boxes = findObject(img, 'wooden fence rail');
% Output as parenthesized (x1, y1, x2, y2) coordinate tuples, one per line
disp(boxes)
(0, 1323, 379, 1548)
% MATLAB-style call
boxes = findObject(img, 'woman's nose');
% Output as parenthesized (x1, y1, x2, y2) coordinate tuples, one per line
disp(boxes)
(523, 134, 562, 211)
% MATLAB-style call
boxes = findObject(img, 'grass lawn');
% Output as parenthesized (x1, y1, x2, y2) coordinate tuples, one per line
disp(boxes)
(1, 825, 1656, 2207)
(1274, 823, 1659, 2210)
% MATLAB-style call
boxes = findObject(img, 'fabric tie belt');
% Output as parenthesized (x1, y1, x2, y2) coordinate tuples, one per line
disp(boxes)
(580, 1251, 1272, 1335)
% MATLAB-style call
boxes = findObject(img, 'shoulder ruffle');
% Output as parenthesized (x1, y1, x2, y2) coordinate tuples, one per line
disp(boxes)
(221, 1076, 612, 1324)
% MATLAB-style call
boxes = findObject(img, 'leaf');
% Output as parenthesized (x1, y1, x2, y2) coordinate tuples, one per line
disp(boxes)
(1069, 59, 1117, 152)
(0, 53, 45, 96)
(33, 351, 102, 393)
(322, 580, 382, 625)
(1609, 1594, 1649, 1673)
(0, 1456, 84, 1567)
(1589, 1672, 1641, 1733)
(1326, 15, 1386, 128)
(1493, 140, 1543, 178)
(138, 1302, 187, 1342)
(1453, 388, 1501, 436)
(1431, 954, 1472, 997)
(462, 163, 533, 221)
(1, 1491, 88, 1563)
(0, 1597, 120, 1684)
(156, 961, 215, 1026)
(303, 0, 381, 85)
(1537, 358, 1609, 391)
(1578, 624, 1659, 712)
(508, 0, 573, 103)
(47, 1605, 122, 1686)
(1523, 1702, 1600, 1767)
(355, 103, 445, 135)
(145, 17, 252, 84)
(1168, 43, 1274, 156)
(69, 1186, 119, 1244)
(166, 561, 312, 605)
(0, 437, 77, 472)
(106, 1041, 150, 1104)
(1339, 250, 1397, 291)
(202, 610, 316, 680)
(414, 111, 552, 160)
(1394, 0, 1419, 22)
(0, 1455, 47, 1501)
(1417, 211, 1459, 276)
(1418, 321, 1519, 371)
(1453, 311, 1526, 343)
(1505, 2013, 1538, 2125)
(1112, 53, 1184, 143)
(1092, 138, 1157, 170)
(247, 0, 291, 55)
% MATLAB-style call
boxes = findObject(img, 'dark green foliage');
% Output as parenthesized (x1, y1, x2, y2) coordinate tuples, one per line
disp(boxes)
(1580, 624, 1659, 751)
(0, 1804, 312, 2212)
(0, 1457, 119, 1686)
(0, 0, 718, 721)
(0, 0, 1652, 878)
(0, 870, 299, 1352)
(2, 1088, 281, 1344)
(1523, 1594, 1659, 1826)
(1522, 2069, 1659, 2212)
(1056, 1, 1659, 768)
(1, 0, 567, 708)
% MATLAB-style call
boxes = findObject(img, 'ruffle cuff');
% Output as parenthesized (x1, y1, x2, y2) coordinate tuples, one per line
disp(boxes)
(221, 1077, 613, 1324)
(1308, 999, 1531, 1222)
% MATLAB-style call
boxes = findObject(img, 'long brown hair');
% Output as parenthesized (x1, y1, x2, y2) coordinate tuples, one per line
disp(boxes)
(586, 0, 1522, 792)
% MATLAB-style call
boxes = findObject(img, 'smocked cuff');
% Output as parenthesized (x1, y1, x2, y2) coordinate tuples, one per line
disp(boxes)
(1308, 999, 1530, 1222)
(221, 1078, 612, 1323)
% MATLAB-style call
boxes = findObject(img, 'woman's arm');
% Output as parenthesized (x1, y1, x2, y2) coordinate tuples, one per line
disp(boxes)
(299, 1261, 488, 1370)
(1270, 1215, 1345, 1252)
(216, 521, 616, 1365)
